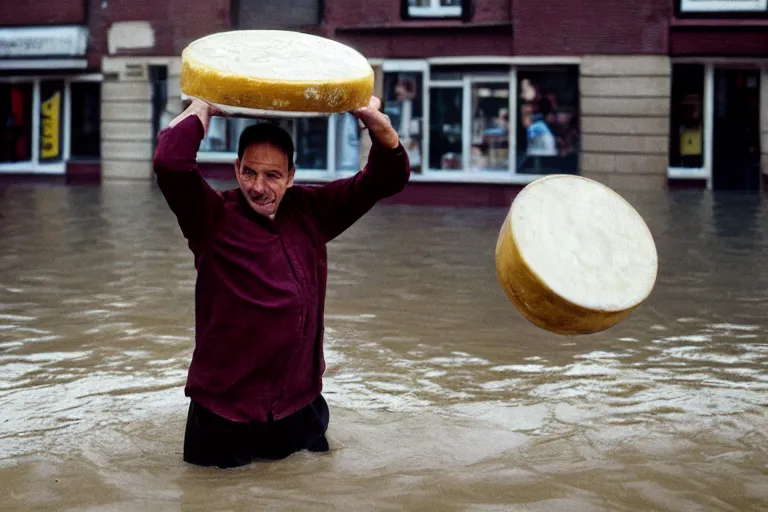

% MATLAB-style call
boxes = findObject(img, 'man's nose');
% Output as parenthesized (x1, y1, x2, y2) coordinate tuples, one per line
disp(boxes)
(253, 175, 266, 194)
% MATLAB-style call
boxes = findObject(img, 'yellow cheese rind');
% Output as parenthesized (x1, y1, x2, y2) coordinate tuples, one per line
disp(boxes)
(495, 211, 636, 335)
(179, 31, 374, 114)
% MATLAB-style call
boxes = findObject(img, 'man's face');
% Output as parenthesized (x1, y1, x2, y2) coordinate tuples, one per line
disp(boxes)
(235, 142, 295, 219)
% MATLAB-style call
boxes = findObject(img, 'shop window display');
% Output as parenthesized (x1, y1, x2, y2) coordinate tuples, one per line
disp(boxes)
(0, 83, 33, 163)
(428, 87, 463, 170)
(669, 64, 704, 169)
(516, 67, 580, 174)
(470, 83, 509, 171)
(70, 82, 101, 159)
(383, 71, 424, 172)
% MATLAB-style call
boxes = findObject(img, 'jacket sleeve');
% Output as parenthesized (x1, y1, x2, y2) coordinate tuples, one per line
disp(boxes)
(152, 115, 225, 248)
(303, 135, 411, 243)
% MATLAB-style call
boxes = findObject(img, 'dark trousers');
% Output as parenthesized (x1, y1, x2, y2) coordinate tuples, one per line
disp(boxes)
(183, 394, 330, 469)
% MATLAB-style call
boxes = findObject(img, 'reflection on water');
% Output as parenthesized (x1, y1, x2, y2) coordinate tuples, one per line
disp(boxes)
(1, 182, 767, 511)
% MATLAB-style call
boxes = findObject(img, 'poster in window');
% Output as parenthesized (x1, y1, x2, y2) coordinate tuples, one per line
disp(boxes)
(39, 80, 65, 162)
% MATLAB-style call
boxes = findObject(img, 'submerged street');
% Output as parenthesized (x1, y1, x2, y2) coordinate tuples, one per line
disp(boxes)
(1, 181, 767, 511)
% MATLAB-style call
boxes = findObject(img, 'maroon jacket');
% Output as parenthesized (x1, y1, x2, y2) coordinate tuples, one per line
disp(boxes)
(153, 115, 410, 422)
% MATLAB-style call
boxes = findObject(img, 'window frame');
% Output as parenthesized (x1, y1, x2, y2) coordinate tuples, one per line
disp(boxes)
(402, 0, 470, 20)
(676, 0, 768, 18)
(378, 58, 581, 184)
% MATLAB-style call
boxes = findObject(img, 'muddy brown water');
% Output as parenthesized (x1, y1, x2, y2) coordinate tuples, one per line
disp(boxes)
(1, 181, 767, 511)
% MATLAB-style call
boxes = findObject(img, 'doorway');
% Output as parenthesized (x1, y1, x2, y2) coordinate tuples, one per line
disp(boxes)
(712, 68, 761, 192)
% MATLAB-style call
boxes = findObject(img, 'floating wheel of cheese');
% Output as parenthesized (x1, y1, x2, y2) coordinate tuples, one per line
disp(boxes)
(495, 175, 658, 335)
(180, 30, 374, 116)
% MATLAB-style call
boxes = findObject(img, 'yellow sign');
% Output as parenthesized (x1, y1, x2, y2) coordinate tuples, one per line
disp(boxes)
(680, 127, 702, 157)
(41, 91, 61, 160)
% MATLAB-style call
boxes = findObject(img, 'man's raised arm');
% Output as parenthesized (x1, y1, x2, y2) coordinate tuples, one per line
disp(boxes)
(153, 99, 224, 247)
(303, 96, 411, 243)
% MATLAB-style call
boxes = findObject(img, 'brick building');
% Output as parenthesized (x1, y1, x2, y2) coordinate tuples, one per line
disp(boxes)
(1, 0, 767, 202)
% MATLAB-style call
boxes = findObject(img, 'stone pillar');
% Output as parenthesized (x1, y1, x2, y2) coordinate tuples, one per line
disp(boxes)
(100, 57, 181, 180)
(579, 56, 671, 191)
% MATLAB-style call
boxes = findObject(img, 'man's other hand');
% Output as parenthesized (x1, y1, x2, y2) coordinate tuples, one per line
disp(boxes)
(169, 98, 221, 137)
(351, 96, 400, 150)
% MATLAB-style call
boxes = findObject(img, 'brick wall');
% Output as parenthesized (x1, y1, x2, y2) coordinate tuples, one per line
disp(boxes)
(236, 0, 321, 29)
(0, 0, 85, 26)
(327, 0, 668, 59)
(513, 0, 670, 55)
(87, 0, 231, 67)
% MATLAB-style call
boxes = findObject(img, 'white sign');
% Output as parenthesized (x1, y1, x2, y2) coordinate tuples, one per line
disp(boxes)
(0, 26, 88, 58)
(680, 0, 767, 11)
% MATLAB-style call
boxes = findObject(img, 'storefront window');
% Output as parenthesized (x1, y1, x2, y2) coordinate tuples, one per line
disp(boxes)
(429, 87, 463, 170)
(70, 82, 101, 159)
(0, 83, 33, 163)
(669, 64, 704, 169)
(200, 116, 331, 171)
(383, 71, 423, 172)
(516, 67, 579, 174)
(471, 83, 509, 171)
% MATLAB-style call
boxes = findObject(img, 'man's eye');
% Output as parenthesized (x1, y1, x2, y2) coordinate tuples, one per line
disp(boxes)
(268, 172, 280, 179)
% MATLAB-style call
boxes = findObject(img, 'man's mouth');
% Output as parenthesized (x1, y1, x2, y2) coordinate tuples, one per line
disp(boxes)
(250, 196, 272, 206)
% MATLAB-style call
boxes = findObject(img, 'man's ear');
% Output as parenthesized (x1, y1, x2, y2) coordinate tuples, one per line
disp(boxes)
(287, 167, 296, 187)
(234, 158, 240, 175)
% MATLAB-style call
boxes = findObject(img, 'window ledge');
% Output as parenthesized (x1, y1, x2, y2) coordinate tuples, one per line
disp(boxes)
(295, 171, 549, 186)
(0, 162, 66, 174)
(668, 167, 709, 179)
(670, 17, 768, 27)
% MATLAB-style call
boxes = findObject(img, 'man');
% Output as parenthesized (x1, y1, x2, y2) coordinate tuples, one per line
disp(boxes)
(153, 96, 410, 469)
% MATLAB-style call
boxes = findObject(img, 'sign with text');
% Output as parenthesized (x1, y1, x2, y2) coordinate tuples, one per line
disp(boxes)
(0, 26, 88, 58)
(680, 0, 767, 11)
(39, 81, 64, 162)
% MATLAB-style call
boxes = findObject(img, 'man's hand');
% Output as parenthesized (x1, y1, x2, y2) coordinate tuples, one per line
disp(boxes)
(169, 98, 221, 137)
(351, 96, 400, 150)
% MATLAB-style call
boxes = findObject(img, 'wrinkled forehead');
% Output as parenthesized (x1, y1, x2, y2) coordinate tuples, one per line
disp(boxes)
(240, 142, 290, 171)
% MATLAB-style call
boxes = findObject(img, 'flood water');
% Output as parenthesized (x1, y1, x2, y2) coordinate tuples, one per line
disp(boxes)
(1, 180, 767, 511)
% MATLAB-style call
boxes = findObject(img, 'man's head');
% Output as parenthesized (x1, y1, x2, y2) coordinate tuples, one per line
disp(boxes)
(235, 123, 296, 219)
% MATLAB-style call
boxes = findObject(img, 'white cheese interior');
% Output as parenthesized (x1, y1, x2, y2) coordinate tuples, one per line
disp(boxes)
(510, 175, 657, 312)
(184, 30, 372, 82)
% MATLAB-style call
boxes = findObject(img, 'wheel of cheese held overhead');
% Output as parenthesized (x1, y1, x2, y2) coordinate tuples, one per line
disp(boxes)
(495, 175, 658, 335)
(180, 30, 374, 116)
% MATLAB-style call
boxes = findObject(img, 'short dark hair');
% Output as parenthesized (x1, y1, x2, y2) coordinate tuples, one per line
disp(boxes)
(237, 122, 295, 170)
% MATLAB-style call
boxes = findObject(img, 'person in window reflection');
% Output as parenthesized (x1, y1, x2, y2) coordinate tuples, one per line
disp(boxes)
(152, 96, 410, 469)
(525, 97, 558, 158)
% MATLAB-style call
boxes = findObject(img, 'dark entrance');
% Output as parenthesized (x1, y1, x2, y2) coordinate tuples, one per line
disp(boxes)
(712, 68, 761, 192)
